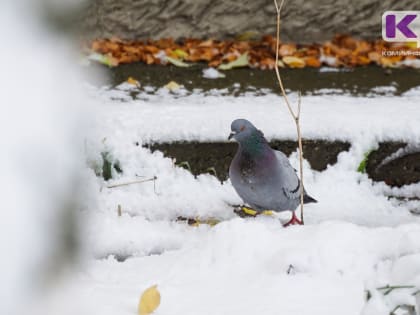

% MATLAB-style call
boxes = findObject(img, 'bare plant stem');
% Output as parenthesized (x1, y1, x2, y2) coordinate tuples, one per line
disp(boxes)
(273, 0, 305, 223)
(107, 176, 157, 188)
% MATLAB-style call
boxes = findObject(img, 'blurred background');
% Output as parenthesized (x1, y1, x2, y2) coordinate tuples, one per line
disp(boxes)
(79, 0, 420, 42)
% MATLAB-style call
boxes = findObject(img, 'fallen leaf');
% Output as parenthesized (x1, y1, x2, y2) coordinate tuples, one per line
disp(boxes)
(88, 36, 420, 70)
(87, 52, 118, 67)
(380, 57, 397, 67)
(198, 39, 214, 47)
(173, 49, 188, 59)
(259, 57, 276, 69)
(138, 285, 160, 315)
(218, 52, 249, 70)
(277, 60, 285, 67)
(166, 56, 192, 67)
(405, 42, 418, 49)
(144, 45, 160, 54)
(282, 56, 305, 68)
(164, 81, 181, 91)
(145, 54, 154, 64)
(355, 40, 372, 54)
(127, 77, 140, 87)
(356, 55, 371, 65)
(368, 51, 381, 63)
(208, 59, 222, 67)
(279, 44, 296, 56)
(303, 56, 321, 67)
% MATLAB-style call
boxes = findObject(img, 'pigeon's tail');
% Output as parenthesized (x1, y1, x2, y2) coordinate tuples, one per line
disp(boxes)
(303, 194, 317, 204)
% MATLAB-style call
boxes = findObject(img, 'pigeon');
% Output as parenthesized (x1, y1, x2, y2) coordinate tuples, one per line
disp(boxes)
(228, 119, 317, 226)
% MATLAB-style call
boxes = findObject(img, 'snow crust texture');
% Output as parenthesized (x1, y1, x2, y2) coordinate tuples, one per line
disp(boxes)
(75, 84, 420, 315)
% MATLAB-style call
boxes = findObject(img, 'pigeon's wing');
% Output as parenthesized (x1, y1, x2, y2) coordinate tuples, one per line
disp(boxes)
(274, 150, 301, 200)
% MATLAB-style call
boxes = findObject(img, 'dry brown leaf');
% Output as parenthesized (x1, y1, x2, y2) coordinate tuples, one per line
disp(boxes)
(357, 56, 371, 65)
(304, 56, 321, 67)
(368, 51, 381, 63)
(283, 56, 305, 68)
(259, 57, 276, 69)
(127, 77, 140, 87)
(145, 54, 154, 64)
(198, 39, 214, 47)
(88, 36, 418, 70)
(380, 57, 396, 67)
(279, 44, 296, 56)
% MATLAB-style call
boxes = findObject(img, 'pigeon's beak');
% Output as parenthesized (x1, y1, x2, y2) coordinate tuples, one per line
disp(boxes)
(228, 132, 236, 140)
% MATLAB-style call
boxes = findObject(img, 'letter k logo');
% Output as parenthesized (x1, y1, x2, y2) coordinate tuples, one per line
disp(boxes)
(383, 11, 420, 47)
(386, 14, 417, 38)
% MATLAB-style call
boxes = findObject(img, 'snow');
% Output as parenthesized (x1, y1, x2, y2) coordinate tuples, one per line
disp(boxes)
(68, 83, 420, 315)
(319, 55, 338, 67)
(2, 1, 420, 313)
(202, 67, 226, 79)
(319, 66, 352, 73)
(47, 221, 420, 315)
(0, 2, 86, 315)
(86, 85, 420, 144)
(399, 59, 420, 69)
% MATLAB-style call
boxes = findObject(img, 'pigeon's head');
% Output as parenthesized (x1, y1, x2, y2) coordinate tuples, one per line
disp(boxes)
(228, 119, 262, 142)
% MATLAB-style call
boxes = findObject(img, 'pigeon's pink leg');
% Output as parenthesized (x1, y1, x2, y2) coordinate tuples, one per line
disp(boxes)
(283, 211, 303, 227)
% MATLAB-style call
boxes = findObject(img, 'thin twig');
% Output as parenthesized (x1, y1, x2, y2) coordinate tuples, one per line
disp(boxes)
(107, 176, 157, 188)
(377, 285, 416, 295)
(273, 0, 305, 223)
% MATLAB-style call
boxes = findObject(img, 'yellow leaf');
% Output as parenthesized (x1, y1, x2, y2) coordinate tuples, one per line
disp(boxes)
(277, 60, 285, 68)
(164, 81, 180, 91)
(173, 49, 189, 59)
(166, 56, 192, 67)
(138, 285, 161, 315)
(88, 52, 119, 67)
(261, 210, 274, 216)
(241, 206, 257, 216)
(282, 56, 305, 68)
(406, 42, 418, 49)
(379, 57, 397, 68)
(218, 53, 249, 70)
(127, 77, 140, 87)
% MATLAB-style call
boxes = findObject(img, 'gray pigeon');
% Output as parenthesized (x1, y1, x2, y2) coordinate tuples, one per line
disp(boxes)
(228, 119, 316, 226)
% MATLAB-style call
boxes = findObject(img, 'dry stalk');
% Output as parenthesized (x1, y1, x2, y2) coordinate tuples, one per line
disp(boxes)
(107, 176, 157, 189)
(273, 0, 305, 223)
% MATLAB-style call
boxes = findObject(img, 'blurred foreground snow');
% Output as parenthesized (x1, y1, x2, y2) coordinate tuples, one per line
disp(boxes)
(0, 1, 90, 314)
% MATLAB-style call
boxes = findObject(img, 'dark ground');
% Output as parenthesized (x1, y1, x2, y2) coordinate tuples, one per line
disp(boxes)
(146, 140, 350, 181)
(146, 141, 420, 186)
(90, 63, 420, 96)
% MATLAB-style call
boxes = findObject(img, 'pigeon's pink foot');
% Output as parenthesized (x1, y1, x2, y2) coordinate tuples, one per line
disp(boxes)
(283, 211, 303, 227)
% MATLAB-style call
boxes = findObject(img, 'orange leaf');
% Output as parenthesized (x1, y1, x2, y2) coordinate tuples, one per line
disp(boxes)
(368, 52, 381, 63)
(304, 56, 321, 67)
(145, 54, 155, 64)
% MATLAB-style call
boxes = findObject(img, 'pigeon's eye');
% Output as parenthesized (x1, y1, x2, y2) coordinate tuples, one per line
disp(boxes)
(240, 125, 245, 131)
